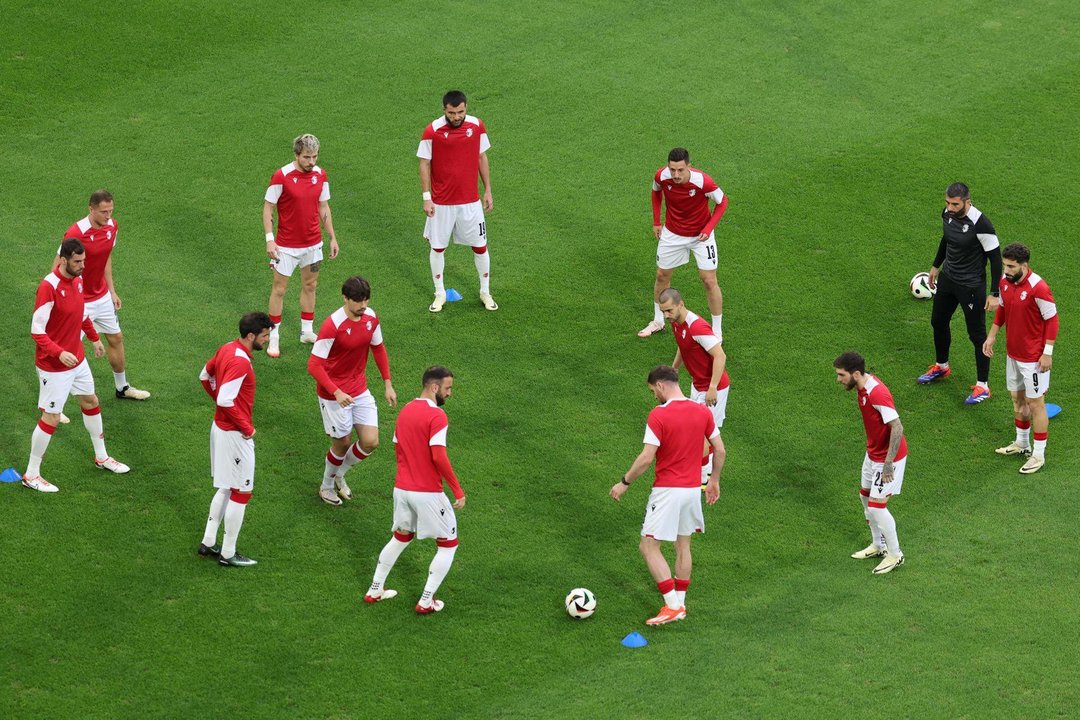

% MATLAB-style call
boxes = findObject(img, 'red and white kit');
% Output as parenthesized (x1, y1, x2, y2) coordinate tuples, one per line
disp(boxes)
(308, 307, 391, 437)
(63, 216, 121, 334)
(200, 340, 257, 491)
(671, 311, 731, 427)
(651, 167, 728, 270)
(391, 398, 464, 542)
(996, 271, 1058, 398)
(641, 399, 719, 541)
(32, 270, 100, 411)
(418, 115, 491, 247)
(857, 375, 908, 500)
(265, 162, 330, 275)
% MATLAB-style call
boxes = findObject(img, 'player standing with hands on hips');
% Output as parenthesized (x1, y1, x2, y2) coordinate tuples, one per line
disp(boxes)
(917, 182, 1002, 404)
(610, 365, 725, 626)
(418, 90, 497, 313)
(982, 243, 1058, 474)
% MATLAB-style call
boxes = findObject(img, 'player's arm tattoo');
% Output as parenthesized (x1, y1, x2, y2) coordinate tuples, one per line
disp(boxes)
(885, 418, 903, 463)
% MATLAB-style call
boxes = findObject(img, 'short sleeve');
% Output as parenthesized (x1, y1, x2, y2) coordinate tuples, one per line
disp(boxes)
(643, 420, 660, 447)
(319, 181, 330, 202)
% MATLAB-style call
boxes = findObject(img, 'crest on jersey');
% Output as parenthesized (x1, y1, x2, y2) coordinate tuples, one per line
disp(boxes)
(689, 188, 696, 197)
(1021, 291, 1028, 301)
(443, 131, 449, 138)
(665, 184, 672, 191)
(345, 327, 351, 335)
(60, 290, 65, 297)
(466, 128, 473, 137)
(311, 176, 317, 184)
(366, 321, 372, 331)
(106, 231, 112, 240)
(293, 177, 298, 183)
(962, 224, 969, 232)
(860, 395, 867, 406)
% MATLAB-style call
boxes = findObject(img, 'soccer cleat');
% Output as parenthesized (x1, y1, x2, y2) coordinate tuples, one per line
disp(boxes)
(95, 457, 130, 474)
(219, 553, 257, 567)
(916, 363, 951, 384)
(637, 320, 664, 338)
(964, 385, 991, 404)
(198, 543, 221, 558)
(851, 544, 886, 559)
(995, 442, 1031, 456)
(415, 599, 445, 614)
(116, 385, 151, 400)
(299, 330, 318, 344)
(429, 291, 447, 313)
(267, 333, 281, 358)
(319, 487, 343, 506)
(335, 475, 352, 501)
(1018, 455, 1045, 474)
(645, 605, 687, 625)
(363, 589, 398, 604)
(480, 292, 499, 311)
(58, 412, 71, 424)
(21, 475, 58, 493)
(872, 553, 905, 575)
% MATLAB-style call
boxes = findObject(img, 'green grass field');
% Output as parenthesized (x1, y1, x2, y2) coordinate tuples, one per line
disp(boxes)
(2, 1, 1078, 717)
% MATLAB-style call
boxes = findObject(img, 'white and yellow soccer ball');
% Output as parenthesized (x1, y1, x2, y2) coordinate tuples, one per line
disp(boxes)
(910, 272, 936, 299)
(565, 588, 596, 619)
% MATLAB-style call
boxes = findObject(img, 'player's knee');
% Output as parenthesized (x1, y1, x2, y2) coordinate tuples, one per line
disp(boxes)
(39, 412, 61, 427)
(361, 436, 379, 454)
(79, 395, 100, 411)
(699, 274, 719, 290)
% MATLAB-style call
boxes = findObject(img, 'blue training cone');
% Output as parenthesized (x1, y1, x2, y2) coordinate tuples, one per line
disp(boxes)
(445, 288, 463, 302)
(621, 632, 648, 648)
(1, 468, 23, 483)
(1046, 403, 1062, 419)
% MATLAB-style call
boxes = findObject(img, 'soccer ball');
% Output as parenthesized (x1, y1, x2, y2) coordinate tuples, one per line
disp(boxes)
(565, 588, 596, 619)
(910, 272, 936, 299)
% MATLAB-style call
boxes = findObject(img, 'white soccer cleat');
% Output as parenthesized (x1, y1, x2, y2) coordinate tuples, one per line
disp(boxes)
(480, 292, 499, 311)
(363, 588, 398, 604)
(335, 475, 352, 501)
(851, 544, 886, 560)
(299, 331, 318, 344)
(872, 553, 905, 575)
(637, 320, 664, 338)
(429, 291, 447, 313)
(995, 442, 1031, 456)
(415, 599, 445, 614)
(21, 475, 58, 493)
(116, 385, 151, 400)
(267, 333, 281, 358)
(1018, 455, 1045, 474)
(58, 413, 71, 424)
(95, 457, 130, 474)
(319, 487, 343, 506)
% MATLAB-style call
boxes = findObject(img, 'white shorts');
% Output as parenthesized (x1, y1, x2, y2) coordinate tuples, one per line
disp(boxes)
(690, 386, 729, 428)
(656, 226, 718, 271)
(37, 359, 95, 413)
(318, 390, 378, 438)
(423, 201, 487, 249)
(210, 423, 255, 491)
(391, 488, 458, 541)
(272, 243, 324, 277)
(85, 294, 121, 335)
(641, 486, 705, 542)
(1005, 356, 1050, 399)
(861, 454, 906, 501)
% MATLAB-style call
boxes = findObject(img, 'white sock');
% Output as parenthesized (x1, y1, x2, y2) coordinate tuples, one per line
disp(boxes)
(300, 318, 313, 334)
(976, 381, 989, 390)
(711, 314, 723, 341)
(860, 494, 883, 547)
(419, 546, 457, 607)
(113, 371, 128, 392)
(221, 498, 248, 559)
(322, 450, 345, 491)
(337, 442, 369, 482)
(1015, 424, 1030, 448)
(270, 323, 281, 337)
(369, 535, 411, 593)
(868, 505, 900, 556)
(662, 588, 680, 610)
(474, 249, 491, 294)
(82, 410, 108, 460)
(430, 249, 446, 292)
(26, 423, 53, 477)
(202, 488, 230, 546)
(1033, 437, 1047, 459)
(653, 303, 663, 324)
(938, 361, 949, 369)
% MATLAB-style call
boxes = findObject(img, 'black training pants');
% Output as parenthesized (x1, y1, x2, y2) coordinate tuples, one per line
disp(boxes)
(931, 272, 990, 382)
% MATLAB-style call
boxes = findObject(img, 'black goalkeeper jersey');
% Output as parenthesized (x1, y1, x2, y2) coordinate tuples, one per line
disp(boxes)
(937, 205, 1000, 289)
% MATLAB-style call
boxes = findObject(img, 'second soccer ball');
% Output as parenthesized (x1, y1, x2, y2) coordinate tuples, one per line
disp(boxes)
(565, 588, 597, 619)
(910, 272, 936, 299)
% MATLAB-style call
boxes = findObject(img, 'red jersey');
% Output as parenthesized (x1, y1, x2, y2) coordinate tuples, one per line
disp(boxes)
(31, 270, 100, 372)
(417, 115, 490, 205)
(643, 398, 719, 488)
(63, 216, 118, 302)
(652, 167, 726, 237)
(307, 307, 390, 400)
(671, 311, 731, 392)
(265, 162, 329, 249)
(393, 398, 452, 492)
(199, 340, 257, 436)
(857, 375, 907, 463)
(995, 271, 1058, 363)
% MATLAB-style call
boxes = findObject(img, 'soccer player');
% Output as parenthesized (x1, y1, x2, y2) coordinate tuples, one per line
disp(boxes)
(658, 287, 730, 486)
(418, 90, 497, 313)
(918, 182, 1003, 404)
(610, 365, 725, 625)
(307, 276, 397, 506)
(364, 367, 465, 614)
(834, 352, 907, 575)
(263, 133, 340, 358)
(638, 148, 728, 339)
(982, 243, 1058, 474)
(25, 239, 130, 493)
(197, 312, 274, 567)
(60, 189, 150, 400)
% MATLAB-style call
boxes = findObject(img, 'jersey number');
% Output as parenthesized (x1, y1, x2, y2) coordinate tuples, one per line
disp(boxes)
(706, 245, 716, 261)
(479, 222, 486, 238)
(872, 471, 885, 491)
(1033, 373, 1039, 391)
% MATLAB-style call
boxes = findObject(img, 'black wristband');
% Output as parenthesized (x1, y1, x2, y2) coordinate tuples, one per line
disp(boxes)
(620, 478, 631, 486)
